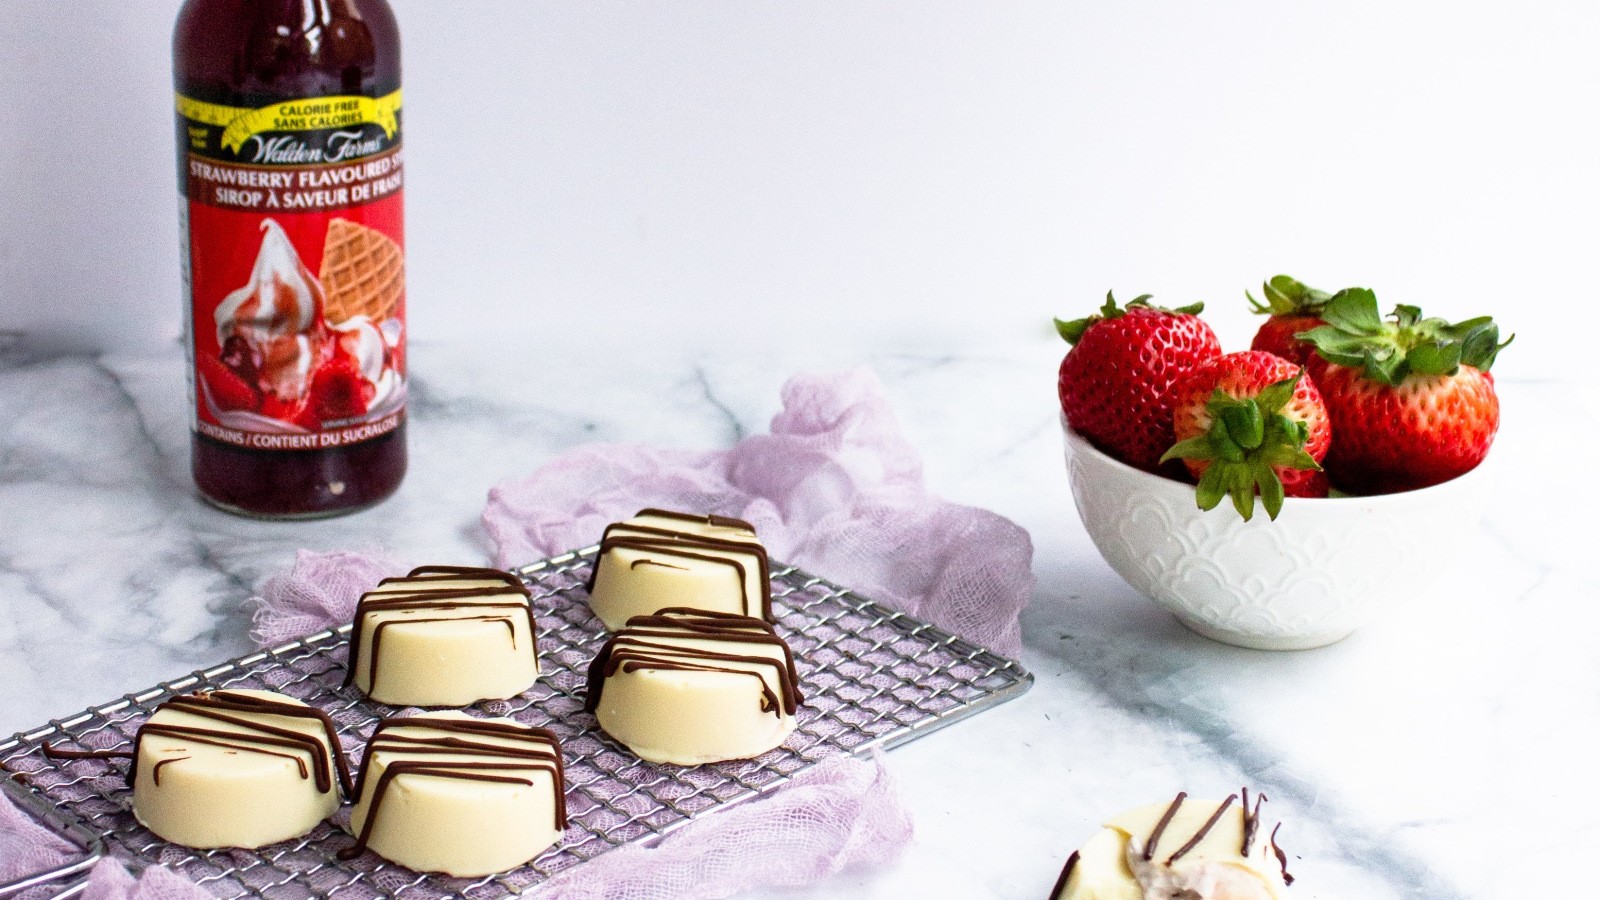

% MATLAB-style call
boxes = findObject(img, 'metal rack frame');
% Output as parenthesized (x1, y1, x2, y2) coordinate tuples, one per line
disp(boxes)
(0, 548, 1031, 900)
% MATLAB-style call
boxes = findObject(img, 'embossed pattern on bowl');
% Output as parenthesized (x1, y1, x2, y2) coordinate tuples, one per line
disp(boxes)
(1062, 417, 1491, 650)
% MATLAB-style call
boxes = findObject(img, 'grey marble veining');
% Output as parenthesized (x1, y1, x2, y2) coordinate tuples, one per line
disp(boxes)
(0, 334, 1593, 900)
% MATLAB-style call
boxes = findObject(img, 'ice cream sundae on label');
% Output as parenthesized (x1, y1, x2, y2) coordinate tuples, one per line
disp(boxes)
(201, 218, 404, 440)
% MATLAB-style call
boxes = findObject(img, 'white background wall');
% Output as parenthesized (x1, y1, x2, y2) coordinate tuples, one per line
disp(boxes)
(2, 1, 1596, 379)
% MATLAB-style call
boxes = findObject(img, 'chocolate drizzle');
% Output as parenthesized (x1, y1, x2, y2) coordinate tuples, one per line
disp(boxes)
(343, 565, 537, 695)
(132, 690, 350, 796)
(151, 756, 191, 785)
(1143, 792, 1187, 861)
(1048, 850, 1079, 899)
(1240, 786, 1267, 857)
(1165, 793, 1236, 864)
(634, 508, 759, 533)
(590, 509, 773, 621)
(585, 608, 802, 717)
(1270, 821, 1294, 885)
(1241, 786, 1293, 886)
(404, 566, 527, 585)
(1143, 788, 1293, 887)
(340, 716, 566, 862)
(632, 559, 688, 572)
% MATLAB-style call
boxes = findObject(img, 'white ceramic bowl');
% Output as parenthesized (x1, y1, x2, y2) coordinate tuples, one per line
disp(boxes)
(1061, 417, 1492, 650)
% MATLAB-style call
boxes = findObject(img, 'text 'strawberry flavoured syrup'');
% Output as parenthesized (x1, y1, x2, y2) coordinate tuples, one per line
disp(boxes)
(175, 0, 406, 518)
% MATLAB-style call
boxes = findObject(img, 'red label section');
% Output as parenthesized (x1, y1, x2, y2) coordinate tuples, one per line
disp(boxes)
(185, 151, 405, 449)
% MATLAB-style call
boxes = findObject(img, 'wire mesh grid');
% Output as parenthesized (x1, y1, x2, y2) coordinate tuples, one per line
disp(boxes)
(0, 547, 1032, 900)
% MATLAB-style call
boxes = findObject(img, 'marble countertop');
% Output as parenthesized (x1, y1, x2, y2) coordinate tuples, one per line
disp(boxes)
(0, 334, 1591, 899)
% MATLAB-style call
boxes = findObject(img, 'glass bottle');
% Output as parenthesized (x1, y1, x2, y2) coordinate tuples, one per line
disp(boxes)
(175, 0, 407, 518)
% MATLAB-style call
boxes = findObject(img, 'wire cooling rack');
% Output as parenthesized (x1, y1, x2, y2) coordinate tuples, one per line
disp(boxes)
(0, 548, 1031, 900)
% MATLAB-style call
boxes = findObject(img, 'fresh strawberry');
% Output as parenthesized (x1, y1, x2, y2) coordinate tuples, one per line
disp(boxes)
(311, 354, 374, 423)
(1056, 292, 1223, 473)
(198, 355, 259, 413)
(1247, 275, 1332, 368)
(1301, 288, 1510, 494)
(1161, 351, 1331, 520)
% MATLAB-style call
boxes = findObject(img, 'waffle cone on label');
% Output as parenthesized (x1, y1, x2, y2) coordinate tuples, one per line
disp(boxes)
(319, 218, 404, 324)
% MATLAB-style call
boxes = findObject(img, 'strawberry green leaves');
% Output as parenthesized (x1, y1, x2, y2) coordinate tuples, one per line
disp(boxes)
(1246, 275, 1332, 317)
(1161, 373, 1322, 521)
(1054, 291, 1205, 346)
(1300, 288, 1513, 386)
(1457, 317, 1511, 370)
(1320, 288, 1384, 335)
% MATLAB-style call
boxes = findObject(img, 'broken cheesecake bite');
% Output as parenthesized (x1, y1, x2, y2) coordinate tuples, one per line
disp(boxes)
(1052, 790, 1293, 900)
(345, 565, 539, 707)
(586, 509, 772, 631)
(585, 608, 801, 765)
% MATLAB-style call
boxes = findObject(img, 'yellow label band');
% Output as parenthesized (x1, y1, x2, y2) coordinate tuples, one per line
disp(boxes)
(177, 90, 402, 153)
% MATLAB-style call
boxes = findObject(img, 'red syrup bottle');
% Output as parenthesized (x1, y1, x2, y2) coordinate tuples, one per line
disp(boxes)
(175, 0, 407, 518)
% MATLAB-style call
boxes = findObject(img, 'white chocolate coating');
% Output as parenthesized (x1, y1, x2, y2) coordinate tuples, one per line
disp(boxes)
(132, 689, 345, 849)
(587, 510, 770, 631)
(346, 713, 565, 877)
(587, 609, 800, 765)
(1055, 794, 1290, 900)
(347, 567, 539, 707)
(1057, 829, 1142, 900)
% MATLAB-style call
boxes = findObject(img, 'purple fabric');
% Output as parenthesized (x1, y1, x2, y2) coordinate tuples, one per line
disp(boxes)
(533, 752, 912, 900)
(0, 791, 209, 900)
(0, 788, 76, 887)
(250, 550, 405, 647)
(483, 368, 1032, 658)
(81, 858, 213, 900)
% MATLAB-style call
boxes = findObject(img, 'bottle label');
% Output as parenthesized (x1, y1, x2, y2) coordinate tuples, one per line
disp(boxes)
(178, 90, 405, 451)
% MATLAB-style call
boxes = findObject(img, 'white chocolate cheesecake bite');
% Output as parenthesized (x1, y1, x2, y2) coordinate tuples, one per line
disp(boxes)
(342, 713, 566, 877)
(585, 608, 801, 765)
(1051, 791, 1294, 900)
(130, 689, 349, 849)
(344, 565, 539, 707)
(586, 509, 771, 631)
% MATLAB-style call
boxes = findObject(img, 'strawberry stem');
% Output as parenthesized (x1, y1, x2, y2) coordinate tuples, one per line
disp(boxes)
(1246, 275, 1332, 317)
(1054, 291, 1204, 346)
(1300, 288, 1513, 385)
(1160, 372, 1321, 521)
(1221, 401, 1265, 450)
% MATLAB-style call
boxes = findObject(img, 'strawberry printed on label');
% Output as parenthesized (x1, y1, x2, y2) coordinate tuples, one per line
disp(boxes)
(259, 392, 321, 431)
(198, 355, 259, 414)
(313, 355, 375, 423)
(328, 313, 399, 416)
(218, 335, 262, 391)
